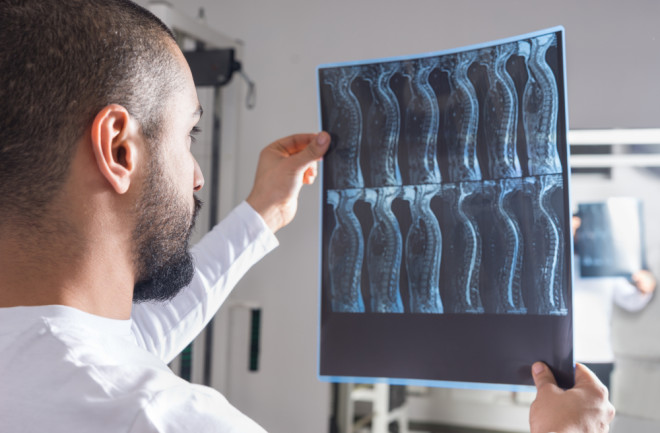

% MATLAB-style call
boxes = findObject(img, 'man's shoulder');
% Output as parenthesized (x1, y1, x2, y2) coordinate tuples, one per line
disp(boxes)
(130, 383, 267, 433)
(0, 306, 180, 431)
(0, 305, 267, 432)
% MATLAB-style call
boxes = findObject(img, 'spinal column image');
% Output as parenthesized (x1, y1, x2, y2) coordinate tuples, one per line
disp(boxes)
(320, 31, 568, 317)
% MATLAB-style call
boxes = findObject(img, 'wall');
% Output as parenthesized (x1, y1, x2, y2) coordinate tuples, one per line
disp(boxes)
(141, 0, 660, 431)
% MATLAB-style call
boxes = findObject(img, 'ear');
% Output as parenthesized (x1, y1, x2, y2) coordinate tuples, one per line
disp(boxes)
(90, 104, 141, 194)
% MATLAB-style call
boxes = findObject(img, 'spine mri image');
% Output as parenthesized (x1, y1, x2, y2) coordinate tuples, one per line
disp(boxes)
(320, 32, 568, 316)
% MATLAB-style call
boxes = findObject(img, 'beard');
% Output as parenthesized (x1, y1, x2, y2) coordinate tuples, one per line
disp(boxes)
(132, 157, 203, 303)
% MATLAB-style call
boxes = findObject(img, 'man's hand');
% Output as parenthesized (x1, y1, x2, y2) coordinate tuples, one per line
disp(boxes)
(246, 132, 330, 233)
(571, 216, 581, 238)
(631, 269, 656, 295)
(529, 362, 615, 433)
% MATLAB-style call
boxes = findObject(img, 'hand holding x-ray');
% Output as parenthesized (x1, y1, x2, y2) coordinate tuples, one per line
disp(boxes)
(247, 132, 330, 233)
(529, 363, 615, 433)
(631, 269, 656, 295)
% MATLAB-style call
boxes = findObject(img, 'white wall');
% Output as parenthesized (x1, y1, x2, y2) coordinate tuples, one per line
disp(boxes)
(142, 0, 660, 431)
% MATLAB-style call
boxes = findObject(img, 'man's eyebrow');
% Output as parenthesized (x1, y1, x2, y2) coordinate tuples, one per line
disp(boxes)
(193, 105, 203, 119)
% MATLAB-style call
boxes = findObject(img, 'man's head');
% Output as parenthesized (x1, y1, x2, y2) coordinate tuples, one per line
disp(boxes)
(0, 0, 205, 303)
(0, 0, 182, 220)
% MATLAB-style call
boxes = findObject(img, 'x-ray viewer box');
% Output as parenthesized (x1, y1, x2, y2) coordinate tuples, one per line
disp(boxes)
(317, 26, 574, 391)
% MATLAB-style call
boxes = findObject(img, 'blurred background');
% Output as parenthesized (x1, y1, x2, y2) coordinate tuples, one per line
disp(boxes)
(136, 1, 660, 431)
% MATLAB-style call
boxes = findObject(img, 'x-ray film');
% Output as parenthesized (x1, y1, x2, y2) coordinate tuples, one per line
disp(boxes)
(577, 198, 645, 278)
(317, 27, 573, 390)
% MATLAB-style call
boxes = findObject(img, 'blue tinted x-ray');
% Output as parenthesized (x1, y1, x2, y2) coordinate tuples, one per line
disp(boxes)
(404, 184, 443, 313)
(326, 189, 365, 312)
(322, 67, 364, 189)
(576, 198, 645, 278)
(361, 63, 402, 187)
(364, 187, 405, 313)
(318, 27, 573, 390)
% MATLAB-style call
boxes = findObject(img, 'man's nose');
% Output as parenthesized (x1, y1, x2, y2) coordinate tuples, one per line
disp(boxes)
(193, 159, 204, 192)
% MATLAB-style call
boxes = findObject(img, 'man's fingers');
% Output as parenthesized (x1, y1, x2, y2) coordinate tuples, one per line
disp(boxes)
(574, 363, 600, 387)
(272, 132, 330, 174)
(303, 163, 317, 184)
(574, 362, 609, 400)
(631, 270, 656, 293)
(295, 131, 329, 164)
(574, 363, 615, 421)
(532, 362, 557, 389)
(273, 133, 322, 156)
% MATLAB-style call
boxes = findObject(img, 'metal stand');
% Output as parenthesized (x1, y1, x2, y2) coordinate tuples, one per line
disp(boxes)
(337, 383, 409, 433)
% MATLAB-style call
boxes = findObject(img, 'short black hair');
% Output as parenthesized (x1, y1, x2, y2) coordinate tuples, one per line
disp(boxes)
(0, 0, 180, 222)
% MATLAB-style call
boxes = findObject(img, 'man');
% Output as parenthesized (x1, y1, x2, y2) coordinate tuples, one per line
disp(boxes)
(572, 215, 656, 389)
(0, 0, 613, 432)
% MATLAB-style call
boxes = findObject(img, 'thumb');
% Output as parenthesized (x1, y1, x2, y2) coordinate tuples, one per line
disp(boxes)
(532, 362, 557, 389)
(288, 131, 330, 170)
(574, 362, 600, 388)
